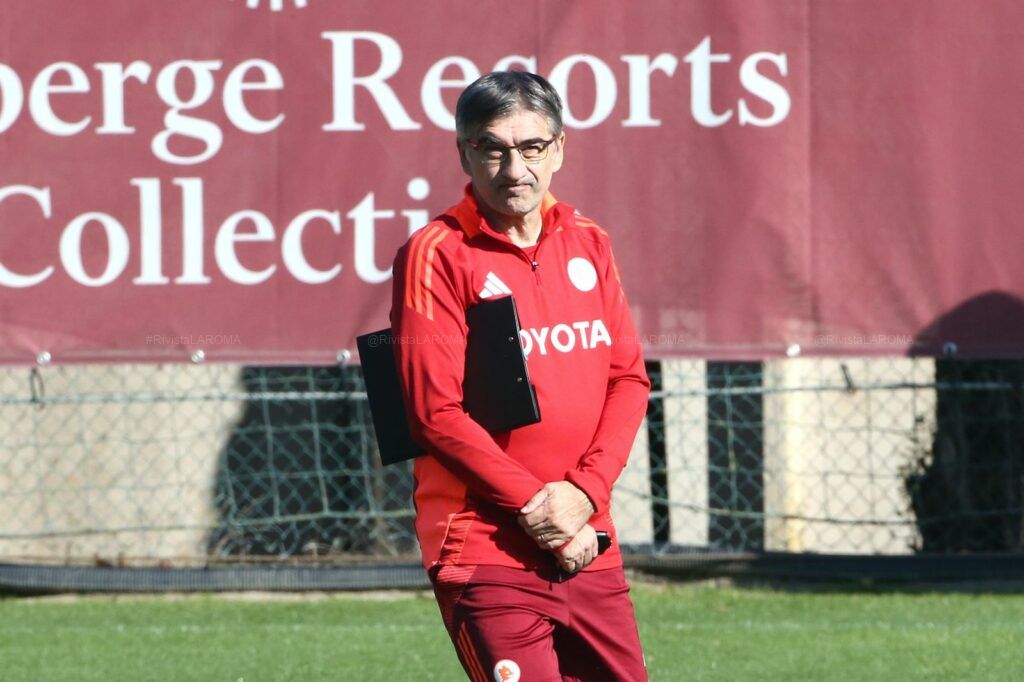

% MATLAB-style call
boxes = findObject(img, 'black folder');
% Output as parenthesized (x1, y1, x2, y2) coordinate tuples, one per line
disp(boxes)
(357, 295, 541, 465)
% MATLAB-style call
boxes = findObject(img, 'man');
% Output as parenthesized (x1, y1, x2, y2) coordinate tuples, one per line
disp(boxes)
(390, 71, 650, 681)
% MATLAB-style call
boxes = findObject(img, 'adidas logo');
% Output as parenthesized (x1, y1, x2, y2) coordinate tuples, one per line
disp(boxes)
(478, 272, 512, 299)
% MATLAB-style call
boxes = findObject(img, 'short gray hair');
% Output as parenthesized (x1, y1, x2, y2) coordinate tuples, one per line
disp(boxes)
(455, 71, 563, 141)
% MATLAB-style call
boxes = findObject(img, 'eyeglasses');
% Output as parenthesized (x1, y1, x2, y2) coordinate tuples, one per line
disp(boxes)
(466, 136, 559, 166)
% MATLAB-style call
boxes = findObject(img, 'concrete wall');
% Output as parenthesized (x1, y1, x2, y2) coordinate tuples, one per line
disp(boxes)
(611, 416, 654, 545)
(0, 358, 939, 561)
(762, 358, 936, 554)
(610, 360, 709, 547)
(663, 359, 710, 547)
(0, 364, 244, 562)
(611, 358, 936, 553)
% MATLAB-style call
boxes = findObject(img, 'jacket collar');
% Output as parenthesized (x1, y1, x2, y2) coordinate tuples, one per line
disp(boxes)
(445, 183, 573, 243)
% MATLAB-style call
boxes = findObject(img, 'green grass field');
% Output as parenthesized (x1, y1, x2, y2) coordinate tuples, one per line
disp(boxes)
(2, 581, 1023, 681)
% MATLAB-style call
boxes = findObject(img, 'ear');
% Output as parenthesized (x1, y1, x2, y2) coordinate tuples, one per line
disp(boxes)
(551, 132, 566, 174)
(457, 140, 472, 175)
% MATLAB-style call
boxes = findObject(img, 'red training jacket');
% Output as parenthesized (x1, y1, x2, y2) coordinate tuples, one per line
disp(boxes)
(390, 185, 650, 572)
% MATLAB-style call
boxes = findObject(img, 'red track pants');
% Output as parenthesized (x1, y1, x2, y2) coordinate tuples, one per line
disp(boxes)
(430, 564, 648, 682)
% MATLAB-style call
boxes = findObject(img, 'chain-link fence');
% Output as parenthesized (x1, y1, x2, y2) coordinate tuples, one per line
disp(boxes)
(1, 358, 1022, 586)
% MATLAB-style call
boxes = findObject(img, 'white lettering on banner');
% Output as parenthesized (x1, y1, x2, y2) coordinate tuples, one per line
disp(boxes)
(0, 177, 433, 288)
(738, 52, 790, 127)
(215, 210, 277, 285)
(240, 0, 309, 10)
(95, 61, 152, 134)
(322, 31, 422, 132)
(348, 193, 394, 284)
(401, 178, 431, 238)
(684, 36, 733, 127)
(282, 209, 343, 284)
(223, 59, 286, 134)
(621, 54, 678, 127)
(0, 34, 791, 163)
(0, 186, 54, 288)
(421, 57, 480, 131)
(29, 62, 92, 136)
(60, 212, 130, 287)
(348, 179, 431, 284)
(0, 58, 286, 163)
(519, 319, 612, 357)
(131, 178, 169, 284)
(548, 55, 617, 129)
(175, 178, 210, 284)
(153, 60, 225, 165)
(684, 37, 791, 128)
(0, 64, 24, 134)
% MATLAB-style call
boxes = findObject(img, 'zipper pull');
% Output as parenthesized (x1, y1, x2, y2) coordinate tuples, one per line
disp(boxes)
(531, 260, 539, 271)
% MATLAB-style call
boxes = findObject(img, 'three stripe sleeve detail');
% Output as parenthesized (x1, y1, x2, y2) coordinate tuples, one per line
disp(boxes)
(404, 225, 450, 320)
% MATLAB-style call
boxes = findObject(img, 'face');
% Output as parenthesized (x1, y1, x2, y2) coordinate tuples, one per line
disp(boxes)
(458, 108, 565, 223)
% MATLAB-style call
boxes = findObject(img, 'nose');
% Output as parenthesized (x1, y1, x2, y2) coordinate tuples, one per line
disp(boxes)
(499, 147, 528, 179)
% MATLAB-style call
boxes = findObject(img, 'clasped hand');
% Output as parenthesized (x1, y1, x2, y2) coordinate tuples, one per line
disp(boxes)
(518, 481, 598, 573)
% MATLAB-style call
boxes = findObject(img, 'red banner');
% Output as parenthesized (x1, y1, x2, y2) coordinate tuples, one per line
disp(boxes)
(1, 0, 1022, 364)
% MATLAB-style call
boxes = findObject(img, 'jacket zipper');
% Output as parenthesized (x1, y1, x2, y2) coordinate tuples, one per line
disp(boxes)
(522, 232, 547, 286)
(528, 248, 542, 286)
(479, 223, 549, 286)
